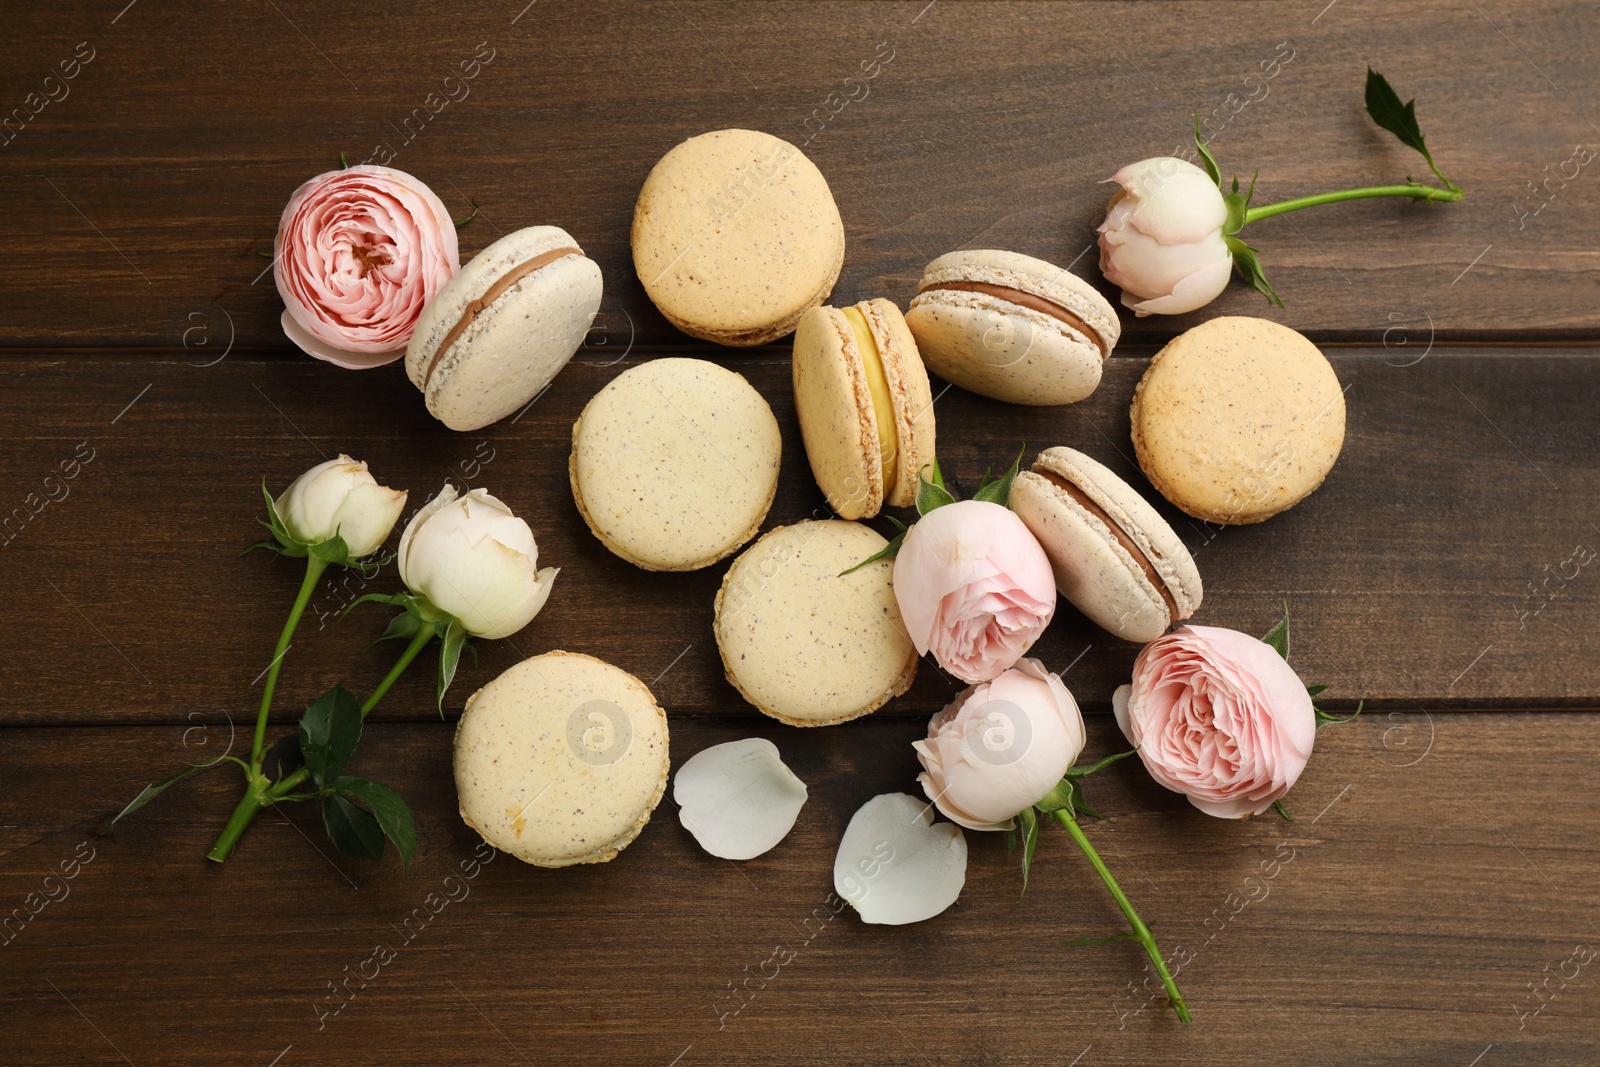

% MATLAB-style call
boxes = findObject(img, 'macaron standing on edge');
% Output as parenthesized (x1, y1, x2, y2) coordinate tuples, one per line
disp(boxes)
(714, 520, 917, 726)
(632, 128, 845, 346)
(1010, 447, 1202, 644)
(906, 249, 1120, 406)
(406, 225, 602, 432)
(570, 357, 782, 571)
(454, 651, 670, 868)
(792, 297, 936, 520)
(1131, 316, 1347, 525)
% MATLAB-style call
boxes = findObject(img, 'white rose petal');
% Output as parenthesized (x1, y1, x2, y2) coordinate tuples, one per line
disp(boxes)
(833, 793, 967, 926)
(673, 738, 808, 860)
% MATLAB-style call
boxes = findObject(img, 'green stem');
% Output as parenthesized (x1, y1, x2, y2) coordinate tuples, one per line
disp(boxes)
(206, 773, 272, 863)
(249, 555, 329, 769)
(1244, 183, 1462, 225)
(1058, 813, 1191, 1024)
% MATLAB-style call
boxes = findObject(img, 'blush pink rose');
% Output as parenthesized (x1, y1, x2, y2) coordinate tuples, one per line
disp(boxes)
(1113, 625, 1316, 818)
(274, 164, 459, 369)
(914, 657, 1085, 831)
(893, 499, 1056, 684)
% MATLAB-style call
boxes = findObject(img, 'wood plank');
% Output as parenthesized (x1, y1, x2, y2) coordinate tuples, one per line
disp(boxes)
(3, 346, 1598, 725)
(2, 1, 1597, 351)
(1, 713, 1595, 1065)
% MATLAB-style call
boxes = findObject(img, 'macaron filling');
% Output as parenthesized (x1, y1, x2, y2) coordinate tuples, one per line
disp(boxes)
(424, 245, 583, 387)
(919, 280, 1106, 359)
(1034, 467, 1180, 621)
(841, 305, 898, 489)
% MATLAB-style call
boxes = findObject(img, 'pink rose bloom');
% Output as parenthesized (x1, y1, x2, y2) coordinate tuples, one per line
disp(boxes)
(893, 499, 1056, 684)
(274, 165, 459, 369)
(914, 657, 1085, 830)
(1113, 625, 1316, 818)
(1098, 157, 1233, 317)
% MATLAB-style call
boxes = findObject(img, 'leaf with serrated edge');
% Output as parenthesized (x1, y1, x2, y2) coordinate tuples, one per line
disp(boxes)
(334, 776, 416, 867)
(298, 685, 363, 788)
(321, 794, 384, 860)
(1364, 68, 1427, 158)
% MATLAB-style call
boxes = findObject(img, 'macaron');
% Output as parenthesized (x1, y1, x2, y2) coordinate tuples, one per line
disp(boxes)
(1010, 447, 1202, 643)
(407, 225, 602, 432)
(905, 249, 1120, 405)
(632, 129, 844, 346)
(714, 521, 916, 726)
(792, 298, 937, 520)
(454, 651, 669, 867)
(1131, 316, 1346, 525)
(570, 357, 781, 571)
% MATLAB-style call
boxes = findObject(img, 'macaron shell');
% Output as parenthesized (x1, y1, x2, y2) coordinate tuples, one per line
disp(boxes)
(792, 306, 883, 519)
(919, 249, 1121, 348)
(570, 358, 781, 571)
(453, 651, 670, 867)
(860, 298, 936, 508)
(714, 521, 916, 726)
(1011, 470, 1172, 643)
(1131, 316, 1346, 524)
(632, 129, 844, 346)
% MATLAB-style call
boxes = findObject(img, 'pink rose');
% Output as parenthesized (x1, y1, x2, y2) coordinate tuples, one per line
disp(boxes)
(1113, 625, 1316, 818)
(893, 499, 1056, 684)
(274, 165, 459, 369)
(914, 657, 1085, 831)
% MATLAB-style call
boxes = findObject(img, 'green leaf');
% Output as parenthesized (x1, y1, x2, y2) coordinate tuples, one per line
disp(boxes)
(972, 446, 1025, 507)
(1315, 699, 1364, 729)
(369, 609, 422, 651)
(916, 462, 956, 515)
(1364, 68, 1429, 161)
(321, 794, 384, 860)
(1193, 112, 1221, 187)
(454, 202, 480, 229)
(1224, 235, 1284, 308)
(334, 776, 417, 868)
(1033, 778, 1075, 814)
(1067, 929, 1145, 947)
(257, 479, 308, 558)
(343, 591, 411, 623)
(839, 529, 906, 576)
(101, 755, 239, 833)
(1272, 799, 1293, 821)
(1068, 779, 1109, 822)
(308, 531, 352, 565)
(437, 618, 469, 714)
(298, 685, 363, 788)
(1261, 601, 1291, 660)
(1063, 748, 1139, 779)
(1305, 683, 1330, 698)
(339, 150, 348, 169)
(1017, 806, 1040, 894)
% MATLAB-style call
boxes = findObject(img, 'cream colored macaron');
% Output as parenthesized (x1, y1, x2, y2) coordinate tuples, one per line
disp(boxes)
(792, 298, 936, 520)
(906, 249, 1119, 405)
(714, 521, 916, 726)
(570, 358, 781, 571)
(631, 129, 844, 346)
(454, 651, 669, 867)
(1131, 316, 1346, 525)
(1011, 447, 1202, 643)
(406, 225, 602, 431)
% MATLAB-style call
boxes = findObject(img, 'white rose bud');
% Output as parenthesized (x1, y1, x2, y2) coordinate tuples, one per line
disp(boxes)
(396, 484, 556, 640)
(1097, 156, 1234, 316)
(275, 454, 408, 559)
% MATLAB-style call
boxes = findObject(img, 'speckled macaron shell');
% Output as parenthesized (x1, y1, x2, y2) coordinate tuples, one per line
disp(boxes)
(631, 129, 844, 346)
(714, 521, 916, 726)
(792, 299, 936, 520)
(453, 651, 670, 868)
(406, 225, 602, 432)
(1131, 316, 1346, 525)
(905, 249, 1120, 406)
(1010, 447, 1202, 644)
(570, 358, 781, 571)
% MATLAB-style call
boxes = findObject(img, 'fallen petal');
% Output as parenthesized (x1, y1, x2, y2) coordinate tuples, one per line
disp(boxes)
(833, 792, 967, 925)
(674, 738, 808, 860)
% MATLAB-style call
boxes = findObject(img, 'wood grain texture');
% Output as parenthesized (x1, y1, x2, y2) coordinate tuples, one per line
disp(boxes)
(2, 347, 1597, 726)
(1, 1, 1597, 351)
(1, 713, 1596, 1066)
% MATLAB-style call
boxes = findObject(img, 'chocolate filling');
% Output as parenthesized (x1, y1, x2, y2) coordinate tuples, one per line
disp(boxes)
(424, 246, 583, 386)
(919, 281, 1106, 359)
(1035, 467, 1180, 621)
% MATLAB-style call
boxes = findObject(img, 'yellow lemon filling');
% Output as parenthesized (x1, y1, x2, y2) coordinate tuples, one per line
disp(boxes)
(841, 305, 898, 488)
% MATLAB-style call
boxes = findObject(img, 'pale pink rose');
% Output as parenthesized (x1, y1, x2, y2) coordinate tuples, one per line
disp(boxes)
(1113, 625, 1316, 818)
(1097, 157, 1233, 317)
(893, 499, 1056, 684)
(914, 658, 1085, 831)
(274, 165, 459, 369)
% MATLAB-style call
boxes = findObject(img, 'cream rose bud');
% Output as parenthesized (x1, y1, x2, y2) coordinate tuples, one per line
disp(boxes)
(914, 658, 1086, 831)
(892, 499, 1056, 684)
(275, 454, 407, 558)
(397, 484, 556, 640)
(1097, 156, 1234, 317)
(1114, 625, 1316, 818)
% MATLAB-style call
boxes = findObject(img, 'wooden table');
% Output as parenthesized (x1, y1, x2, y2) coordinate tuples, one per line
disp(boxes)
(4, 3, 1597, 1063)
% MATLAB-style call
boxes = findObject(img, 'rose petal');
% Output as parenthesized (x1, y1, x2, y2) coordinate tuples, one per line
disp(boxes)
(674, 738, 808, 860)
(834, 793, 967, 925)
